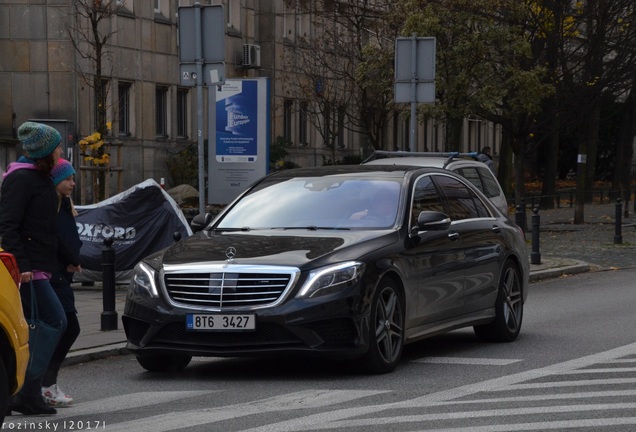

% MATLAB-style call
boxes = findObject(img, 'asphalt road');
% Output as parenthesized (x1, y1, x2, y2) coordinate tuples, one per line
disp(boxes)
(4, 268, 636, 432)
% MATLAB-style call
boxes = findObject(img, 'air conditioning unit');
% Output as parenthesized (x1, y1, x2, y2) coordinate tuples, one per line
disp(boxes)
(242, 44, 261, 68)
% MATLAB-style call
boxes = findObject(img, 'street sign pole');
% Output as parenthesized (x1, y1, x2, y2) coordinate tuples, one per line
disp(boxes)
(394, 36, 436, 153)
(194, 2, 205, 216)
(179, 3, 225, 215)
(410, 33, 417, 152)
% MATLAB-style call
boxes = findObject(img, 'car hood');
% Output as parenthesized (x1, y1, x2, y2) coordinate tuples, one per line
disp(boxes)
(157, 229, 398, 269)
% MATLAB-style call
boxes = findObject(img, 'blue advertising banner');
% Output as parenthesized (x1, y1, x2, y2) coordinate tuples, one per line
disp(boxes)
(216, 80, 258, 162)
(209, 78, 270, 204)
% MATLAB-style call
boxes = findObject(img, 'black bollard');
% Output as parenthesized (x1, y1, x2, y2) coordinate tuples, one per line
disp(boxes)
(101, 237, 118, 331)
(614, 198, 623, 245)
(515, 198, 527, 233)
(173, 231, 182, 242)
(531, 208, 541, 264)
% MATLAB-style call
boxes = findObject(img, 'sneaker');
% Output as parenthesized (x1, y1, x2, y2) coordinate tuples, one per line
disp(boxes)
(42, 384, 73, 407)
(10, 394, 57, 415)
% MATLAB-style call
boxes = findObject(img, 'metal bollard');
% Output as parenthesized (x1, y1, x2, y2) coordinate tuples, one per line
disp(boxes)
(614, 198, 623, 245)
(173, 231, 182, 242)
(514, 198, 527, 233)
(531, 208, 541, 264)
(101, 237, 118, 331)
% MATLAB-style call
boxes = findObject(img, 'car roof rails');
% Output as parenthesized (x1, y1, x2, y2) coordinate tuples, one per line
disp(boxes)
(362, 150, 479, 168)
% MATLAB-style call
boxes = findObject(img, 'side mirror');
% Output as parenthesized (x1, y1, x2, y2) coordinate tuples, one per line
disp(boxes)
(191, 213, 213, 233)
(412, 211, 451, 234)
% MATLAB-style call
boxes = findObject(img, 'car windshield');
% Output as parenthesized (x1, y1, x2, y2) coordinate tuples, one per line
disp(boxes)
(217, 176, 402, 230)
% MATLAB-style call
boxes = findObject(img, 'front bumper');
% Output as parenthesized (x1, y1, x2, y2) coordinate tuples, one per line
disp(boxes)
(123, 285, 371, 359)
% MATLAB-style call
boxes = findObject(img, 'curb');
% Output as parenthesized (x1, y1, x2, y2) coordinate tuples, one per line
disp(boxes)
(63, 342, 129, 367)
(528, 260, 591, 283)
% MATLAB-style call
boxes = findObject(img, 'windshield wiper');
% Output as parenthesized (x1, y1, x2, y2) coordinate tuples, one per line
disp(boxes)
(270, 226, 350, 231)
(212, 226, 251, 232)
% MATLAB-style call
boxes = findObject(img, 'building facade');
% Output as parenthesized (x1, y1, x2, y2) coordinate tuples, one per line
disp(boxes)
(0, 0, 499, 203)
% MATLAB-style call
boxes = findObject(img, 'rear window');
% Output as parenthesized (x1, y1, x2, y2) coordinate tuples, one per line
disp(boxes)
(433, 175, 490, 220)
(455, 167, 501, 199)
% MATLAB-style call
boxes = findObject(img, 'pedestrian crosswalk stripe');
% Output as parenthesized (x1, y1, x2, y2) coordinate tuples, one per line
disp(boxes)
(98, 389, 388, 432)
(3, 391, 217, 421)
(249, 403, 636, 431)
(413, 357, 522, 365)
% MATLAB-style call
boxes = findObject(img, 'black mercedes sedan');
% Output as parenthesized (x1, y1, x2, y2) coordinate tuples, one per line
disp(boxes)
(123, 165, 528, 374)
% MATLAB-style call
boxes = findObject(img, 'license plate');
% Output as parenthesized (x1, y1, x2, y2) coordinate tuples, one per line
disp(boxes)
(186, 314, 255, 331)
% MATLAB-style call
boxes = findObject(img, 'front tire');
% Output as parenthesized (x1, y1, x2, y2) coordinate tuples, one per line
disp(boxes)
(136, 354, 192, 372)
(361, 278, 405, 374)
(474, 260, 523, 342)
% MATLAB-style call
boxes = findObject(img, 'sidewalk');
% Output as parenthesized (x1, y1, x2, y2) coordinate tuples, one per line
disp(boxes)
(63, 203, 636, 366)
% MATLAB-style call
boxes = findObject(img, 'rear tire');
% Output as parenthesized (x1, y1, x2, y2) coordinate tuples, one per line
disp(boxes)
(360, 278, 405, 374)
(474, 260, 523, 342)
(136, 354, 192, 372)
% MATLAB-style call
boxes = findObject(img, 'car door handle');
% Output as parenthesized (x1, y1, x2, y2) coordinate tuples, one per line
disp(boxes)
(448, 232, 460, 241)
(492, 225, 501, 234)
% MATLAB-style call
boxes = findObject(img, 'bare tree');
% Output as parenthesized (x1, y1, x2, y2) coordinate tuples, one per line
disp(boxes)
(65, 0, 119, 201)
(565, 0, 636, 222)
(282, 0, 399, 158)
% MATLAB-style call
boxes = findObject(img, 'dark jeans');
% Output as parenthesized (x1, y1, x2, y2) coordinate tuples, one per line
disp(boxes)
(19, 279, 67, 398)
(42, 312, 80, 387)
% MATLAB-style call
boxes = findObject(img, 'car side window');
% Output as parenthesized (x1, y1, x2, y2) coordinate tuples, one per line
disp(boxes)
(433, 175, 489, 220)
(456, 167, 484, 194)
(477, 167, 502, 198)
(456, 166, 501, 200)
(411, 176, 446, 228)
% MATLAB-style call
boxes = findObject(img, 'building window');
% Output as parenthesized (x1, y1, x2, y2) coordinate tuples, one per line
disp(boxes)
(118, 82, 131, 136)
(227, 0, 241, 30)
(298, 101, 308, 146)
(337, 106, 345, 148)
(283, 99, 293, 145)
(154, 0, 171, 21)
(283, 2, 295, 40)
(177, 88, 188, 139)
(156, 86, 168, 137)
(116, 0, 133, 13)
(323, 103, 331, 146)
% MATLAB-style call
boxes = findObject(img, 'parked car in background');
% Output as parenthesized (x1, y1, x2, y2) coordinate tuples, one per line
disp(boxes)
(0, 250, 29, 424)
(362, 151, 509, 216)
(123, 165, 528, 374)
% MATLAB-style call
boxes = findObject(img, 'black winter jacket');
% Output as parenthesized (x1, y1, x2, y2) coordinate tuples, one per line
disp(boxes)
(0, 166, 58, 274)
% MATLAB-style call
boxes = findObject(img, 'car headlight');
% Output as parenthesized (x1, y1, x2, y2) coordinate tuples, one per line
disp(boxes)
(297, 262, 365, 299)
(131, 262, 160, 298)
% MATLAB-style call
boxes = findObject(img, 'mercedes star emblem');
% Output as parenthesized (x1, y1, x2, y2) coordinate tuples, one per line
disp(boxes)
(225, 247, 237, 260)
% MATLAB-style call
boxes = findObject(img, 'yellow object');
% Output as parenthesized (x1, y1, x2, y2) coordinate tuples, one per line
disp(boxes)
(0, 248, 30, 400)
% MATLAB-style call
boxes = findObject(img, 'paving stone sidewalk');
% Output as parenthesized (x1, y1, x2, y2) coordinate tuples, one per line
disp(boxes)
(527, 203, 636, 270)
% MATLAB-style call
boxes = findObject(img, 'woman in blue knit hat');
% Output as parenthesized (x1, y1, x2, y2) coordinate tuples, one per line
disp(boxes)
(0, 121, 67, 416)
(41, 159, 82, 408)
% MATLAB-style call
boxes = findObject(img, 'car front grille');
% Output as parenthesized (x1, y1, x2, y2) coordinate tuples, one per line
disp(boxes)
(163, 266, 299, 310)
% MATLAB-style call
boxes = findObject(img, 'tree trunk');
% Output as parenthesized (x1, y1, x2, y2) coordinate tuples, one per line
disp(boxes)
(614, 87, 636, 210)
(574, 124, 588, 224)
(512, 138, 526, 208)
(540, 124, 559, 210)
(583, 103, 601, 203)
(445, 116, 463, 152)
(497, 128, 513, 201)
